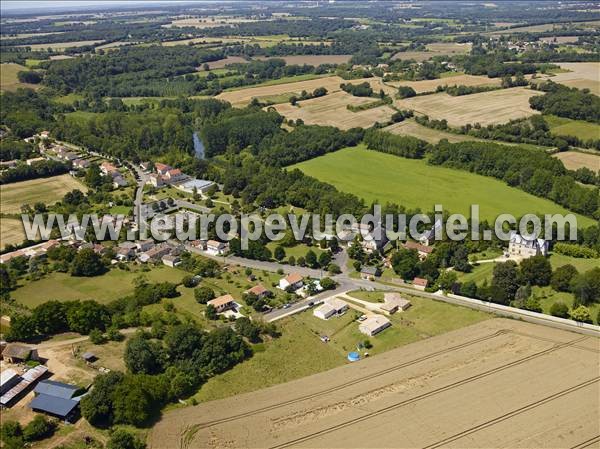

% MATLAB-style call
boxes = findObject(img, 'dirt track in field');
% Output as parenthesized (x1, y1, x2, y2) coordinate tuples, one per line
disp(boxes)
(149, 318, 600, 449)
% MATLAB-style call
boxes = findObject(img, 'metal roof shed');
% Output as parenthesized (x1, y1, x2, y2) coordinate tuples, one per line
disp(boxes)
(29, 394, 79, 420)
(34, 380, 79, 399)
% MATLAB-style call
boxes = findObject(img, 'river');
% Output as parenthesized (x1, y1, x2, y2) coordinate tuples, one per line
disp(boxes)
(193, 132, 205, 159)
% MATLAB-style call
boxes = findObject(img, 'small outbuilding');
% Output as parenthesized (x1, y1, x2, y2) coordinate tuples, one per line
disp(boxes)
(360, 266, 380, 280)
(81, 352, 97, 363)
(1, 343, 38, 363)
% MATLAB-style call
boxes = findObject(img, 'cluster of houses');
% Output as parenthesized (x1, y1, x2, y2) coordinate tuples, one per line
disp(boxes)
(1, 343, 83, 422)
(0, 240, 61, 265)
(313, 292, 411, 337)
(190, 239, 229, 256)
(143, 161, 215, 195)
(115, 239, 184, 267)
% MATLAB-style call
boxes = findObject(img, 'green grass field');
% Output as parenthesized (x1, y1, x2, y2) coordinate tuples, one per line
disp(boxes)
(291, 145, 595, 225)
(11, 266, 186, 308)
(192, 292, 489, 403)
(545, 115, 600, 141)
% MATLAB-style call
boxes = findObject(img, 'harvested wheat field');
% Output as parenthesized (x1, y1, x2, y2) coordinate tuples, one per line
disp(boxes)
(392, 42, 472, 61)
(0, 218, 26, 249)
(551, 62, 600, 95)
(0, 174, 87, 214)
(199, 55, 248, 69)
(394, 87, 542, 127)
(274, 91, 395, 129)
(385, 118, 482, 143)
(553, 151, 600, 171)
(386, 74, 501, 94)
(257, 55, 351, 65)
(150, 318, 600, 449)
(217, 75, 348, 106)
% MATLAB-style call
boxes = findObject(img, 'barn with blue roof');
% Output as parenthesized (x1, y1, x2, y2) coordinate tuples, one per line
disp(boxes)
(29, 380, 81, 422)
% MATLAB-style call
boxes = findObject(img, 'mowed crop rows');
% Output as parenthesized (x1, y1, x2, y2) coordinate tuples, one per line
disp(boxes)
(274, 91, 396, 129)
(216, 75, 347, 106)
(150, 319, 600, 449)
(384, 118, 483, 143)
(394, 87, 542, 127)
(386, 74, 501, 93)
(551, 62, 600, 95)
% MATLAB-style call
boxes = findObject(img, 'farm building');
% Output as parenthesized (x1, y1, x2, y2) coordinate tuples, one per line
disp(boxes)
(29, 380, 81, 422)
(403, 241, 434, 259)
(81, 352, 97, 363)
(279, 273, 304, 290)
(313, 298, 348, 320)
(208, 294, 236, 313)
(0, 369, 20, 395)
(1, 343, 38, 363)
(359, 315, 392, 336)
(1, 365, 48, 407)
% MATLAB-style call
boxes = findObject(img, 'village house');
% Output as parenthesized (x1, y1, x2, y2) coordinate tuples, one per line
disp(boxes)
(380, 293, 411, 314)
(208, 294, 236, 313)
(138, 243, 173, 263)
(163, 168, 186, 184)
(244, 284, 270, 299)
(352, 222, 389, 253)
(313, 297, 348, 320)
(149, 173, 164, 188)
(279, 273, 304, 290)
(206, 240, 228, 256)
(100, 161, 118, 176)
(412, 277, 428, 291)
(162, 254, 181, 267)
(140, 161, 152, 172)
(191, 239, 208, 250)
(403, 241, 434, 260)
(359, 315, 392, 336)
(72, 158, 90, 170)
(360, 265, 380, 280)
(154, 162, 171, 175)
(508, 232, 549, 258)
(112, 175, 128, 188)
(419, 219, 443, 246)
(136, 239, 155, 252)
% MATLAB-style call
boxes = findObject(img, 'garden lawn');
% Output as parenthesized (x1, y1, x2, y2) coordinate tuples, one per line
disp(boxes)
(291, 145, 595, 226)
(191, 291, 489, 403)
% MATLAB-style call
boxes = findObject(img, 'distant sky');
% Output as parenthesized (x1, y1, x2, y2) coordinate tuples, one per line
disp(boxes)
(0, 1, 213, 13)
